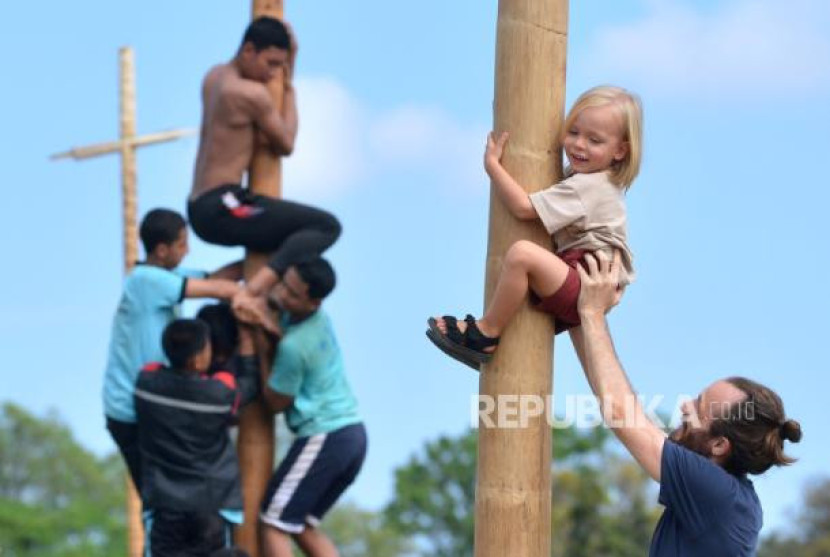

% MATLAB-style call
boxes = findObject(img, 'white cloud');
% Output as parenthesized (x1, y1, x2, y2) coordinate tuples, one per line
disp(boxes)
(586, 0, 830, 99)
(283, 77, 367, 200)
(370, 105, 450, 163)
(283, 76, 486, 201)
(369, 105, 485, 188)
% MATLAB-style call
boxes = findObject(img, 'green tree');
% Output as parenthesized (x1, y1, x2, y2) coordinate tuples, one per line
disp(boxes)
(552, 427, 659, 557)
(0, 402, 126, 556)
(384, 431, 477, 557)
(385, 425, 660, 557)
(321, 502, 415, 557)
(759, 477, 830, 557)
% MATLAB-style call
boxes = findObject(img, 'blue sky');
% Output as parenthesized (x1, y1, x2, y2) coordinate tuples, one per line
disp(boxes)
(2, 0, 829, 538)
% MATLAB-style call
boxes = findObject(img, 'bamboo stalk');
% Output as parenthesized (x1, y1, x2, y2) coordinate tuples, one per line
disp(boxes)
(118, 46, 144, 557)
(474, 2, 568, 556)
(120, 47, 139, 279)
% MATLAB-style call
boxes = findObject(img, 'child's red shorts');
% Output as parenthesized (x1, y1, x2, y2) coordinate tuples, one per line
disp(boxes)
(532, 249, 587, 335)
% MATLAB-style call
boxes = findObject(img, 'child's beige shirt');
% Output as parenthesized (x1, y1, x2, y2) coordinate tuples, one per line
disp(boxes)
(529, 171, 635, 285)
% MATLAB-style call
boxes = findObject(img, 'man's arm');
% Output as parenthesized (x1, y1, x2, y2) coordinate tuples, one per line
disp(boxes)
(184, 278, 240, 300)
(250, 24, 299, 156)
(208, 260, 243, 281)
(260, 367, 294, 413)
(250, 84, 298, 156)
(231, 268, 282, 336)
(576, 252, 666, 482)
(262, 385, 294, 414)
(254, 329, 295, 414)
(484, 132, 538, 221)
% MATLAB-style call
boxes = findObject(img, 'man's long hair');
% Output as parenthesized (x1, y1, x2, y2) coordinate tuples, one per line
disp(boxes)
(711, 377, 802, 476)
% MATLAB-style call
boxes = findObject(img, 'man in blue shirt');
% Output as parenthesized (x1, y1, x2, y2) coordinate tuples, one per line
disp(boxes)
(103, 208, 243, 493)
(572, 252, 803, 556)
(256, 257, 366, 557)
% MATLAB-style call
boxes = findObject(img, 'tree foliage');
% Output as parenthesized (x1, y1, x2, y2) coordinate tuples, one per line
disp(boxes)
(758, 477, 830, 557)
(384, 431, 477, 557)
(0, 402, 126, 556)
(321, 502, 415, 557)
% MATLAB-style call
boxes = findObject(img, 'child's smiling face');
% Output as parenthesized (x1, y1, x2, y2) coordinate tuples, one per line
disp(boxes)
(563, 104, 629, 175)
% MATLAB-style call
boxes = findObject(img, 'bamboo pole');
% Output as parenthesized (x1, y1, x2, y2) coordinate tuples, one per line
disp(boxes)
(235, 2, 285, 555)
(119, 46, 145, 557)
(113, 46, 145, 557)
(120, 48, 139, 277)
(52, 46, 192, 557)
(474, 2, 568, 556)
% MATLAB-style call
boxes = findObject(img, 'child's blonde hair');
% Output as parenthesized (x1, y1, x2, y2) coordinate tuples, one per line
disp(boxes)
(561, 85, 643, 189)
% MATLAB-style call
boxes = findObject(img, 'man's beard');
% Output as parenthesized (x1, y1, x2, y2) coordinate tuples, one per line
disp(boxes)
(670, 423, 714, 459)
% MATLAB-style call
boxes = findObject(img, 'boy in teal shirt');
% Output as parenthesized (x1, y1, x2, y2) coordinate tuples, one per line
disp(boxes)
(103, 208, 242, 491)
(258, 257, 366, 557)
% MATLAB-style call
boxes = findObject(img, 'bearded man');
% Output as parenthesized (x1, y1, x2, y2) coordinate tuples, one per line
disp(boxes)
(572, 252, 802, 556)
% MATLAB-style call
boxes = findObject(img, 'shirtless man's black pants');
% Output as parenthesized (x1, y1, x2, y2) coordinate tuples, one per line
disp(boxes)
(188, 185, 341, 276)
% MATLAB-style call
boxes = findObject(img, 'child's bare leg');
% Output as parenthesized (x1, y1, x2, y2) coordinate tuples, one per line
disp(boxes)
(477, 240, 571, 336)
(433, 240, 571, 342)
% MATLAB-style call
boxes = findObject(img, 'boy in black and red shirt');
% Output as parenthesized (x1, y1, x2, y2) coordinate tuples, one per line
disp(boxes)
(135, 318, 257, 556)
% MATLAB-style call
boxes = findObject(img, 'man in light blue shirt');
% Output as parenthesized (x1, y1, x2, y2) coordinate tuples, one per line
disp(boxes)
(258, 257, 366, 557)
(103, 208, 242, 492)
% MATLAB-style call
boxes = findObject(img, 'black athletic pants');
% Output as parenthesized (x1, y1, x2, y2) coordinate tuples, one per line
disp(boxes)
(106, 416, 142, 492)
(188, 185, 341, 276)
(145, 510, 240, 557)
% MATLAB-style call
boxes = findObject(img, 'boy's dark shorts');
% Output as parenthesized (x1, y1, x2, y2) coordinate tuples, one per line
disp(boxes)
(260, 423, 367, 534)
(531, 249, 588, 335)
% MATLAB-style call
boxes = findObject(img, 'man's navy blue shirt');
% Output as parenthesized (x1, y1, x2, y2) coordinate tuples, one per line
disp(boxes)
(650, 441, 763, 556)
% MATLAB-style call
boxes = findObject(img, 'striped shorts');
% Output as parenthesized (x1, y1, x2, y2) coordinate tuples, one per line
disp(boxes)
(260, 423, 367, 533)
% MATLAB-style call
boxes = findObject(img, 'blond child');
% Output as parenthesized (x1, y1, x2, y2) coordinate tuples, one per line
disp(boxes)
(427, 85, 643, 370)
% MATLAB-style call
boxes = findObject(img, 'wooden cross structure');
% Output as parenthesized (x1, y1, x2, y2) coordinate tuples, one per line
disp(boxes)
(51, 46, 193, 557)
(51, 47, 193, 272)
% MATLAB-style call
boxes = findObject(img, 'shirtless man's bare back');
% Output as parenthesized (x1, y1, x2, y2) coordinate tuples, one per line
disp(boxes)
(187, 17, 341, 331)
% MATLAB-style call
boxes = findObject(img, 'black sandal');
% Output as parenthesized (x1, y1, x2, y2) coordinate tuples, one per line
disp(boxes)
(426, 315, 500, 371)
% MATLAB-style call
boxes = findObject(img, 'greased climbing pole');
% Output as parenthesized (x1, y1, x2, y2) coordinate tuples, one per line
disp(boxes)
(475, 2, 568, 556)
(235, 1, 286, 555)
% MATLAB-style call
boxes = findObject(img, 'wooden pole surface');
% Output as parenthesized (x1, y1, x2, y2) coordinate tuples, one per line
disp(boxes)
(50, 129, 193, 161)
(119, 47, 144, 557)
(120, 47, 139, 276)
(474, 2, 568, 556)
(118, 46, 144, 557)
(119, 46, 145, 557)
(51, 46, 192, 557)
(235, 2, 284, 555)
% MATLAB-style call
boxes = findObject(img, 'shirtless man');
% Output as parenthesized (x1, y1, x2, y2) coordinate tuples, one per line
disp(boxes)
(188, 17, 341, 332)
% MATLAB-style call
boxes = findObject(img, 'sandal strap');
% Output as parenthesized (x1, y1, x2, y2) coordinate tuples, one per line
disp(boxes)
(463, 315, 500, 348)
(441, 316, 465, 344)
